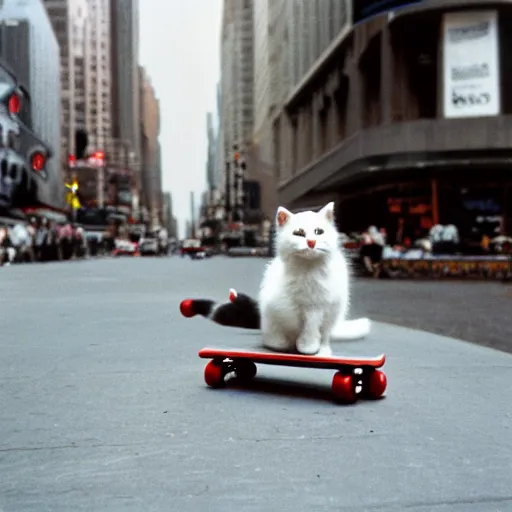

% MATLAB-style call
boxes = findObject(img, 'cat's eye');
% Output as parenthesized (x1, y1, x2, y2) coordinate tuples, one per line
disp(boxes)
(293, 229, 306, 237)
(314, 228, 324, 235)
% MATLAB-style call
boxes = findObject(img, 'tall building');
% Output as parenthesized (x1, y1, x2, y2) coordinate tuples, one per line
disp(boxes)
(110, 0, 141, 176)
(206, 112, 216, 190)
(220, 0, 254, 154)
(267, 0, 293, 111)
(220, 0, 278, 221)
(155, 139, 163, 223)
(0, 0, 61, 184)
(71, 1, 90, 135)
(220, 0, 254, 212)
(214, 83, 223, 191)
(43, 0, 90, 174)
(162, 192, 178, 239)
(86, 0, 112, 152)
(249, 0, 276, 219)
(203, 105, 224, 224)
(139, 66, 162, 227)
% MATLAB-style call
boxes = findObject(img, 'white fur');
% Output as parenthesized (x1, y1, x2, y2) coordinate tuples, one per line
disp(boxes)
(259, 202, 371, 356)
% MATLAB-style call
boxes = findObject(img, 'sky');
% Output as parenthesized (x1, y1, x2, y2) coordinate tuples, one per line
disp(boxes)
(139, 0, 223, 238)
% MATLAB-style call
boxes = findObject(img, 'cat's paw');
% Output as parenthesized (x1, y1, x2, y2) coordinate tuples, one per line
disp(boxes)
(317, 345, 333, 357)
(296, 336, 321, 355)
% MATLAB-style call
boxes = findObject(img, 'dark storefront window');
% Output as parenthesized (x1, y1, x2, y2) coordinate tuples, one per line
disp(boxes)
(439, 182, 504, 247)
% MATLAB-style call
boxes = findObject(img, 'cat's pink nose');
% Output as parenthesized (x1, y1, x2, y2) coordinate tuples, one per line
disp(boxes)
(307, 239, 316, 249)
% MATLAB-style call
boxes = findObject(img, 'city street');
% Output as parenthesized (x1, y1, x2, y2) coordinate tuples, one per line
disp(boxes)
(1, 257, 512, 511)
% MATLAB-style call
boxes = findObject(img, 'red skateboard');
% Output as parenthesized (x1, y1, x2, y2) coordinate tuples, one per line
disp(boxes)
(198, 347, 387, 404)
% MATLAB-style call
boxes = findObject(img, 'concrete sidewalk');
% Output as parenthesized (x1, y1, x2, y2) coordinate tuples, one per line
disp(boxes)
(0, 258, 511, 511)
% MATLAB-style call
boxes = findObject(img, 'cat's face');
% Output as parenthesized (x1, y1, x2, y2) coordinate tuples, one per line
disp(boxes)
(274, 202, 339, 261)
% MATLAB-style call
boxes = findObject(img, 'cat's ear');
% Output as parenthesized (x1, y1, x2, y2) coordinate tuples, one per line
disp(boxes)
(276, 206, 293, 227)
(319, 202, 335, 222)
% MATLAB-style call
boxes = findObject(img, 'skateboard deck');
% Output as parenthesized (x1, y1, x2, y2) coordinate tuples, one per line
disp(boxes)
(198, 347, 387, 404)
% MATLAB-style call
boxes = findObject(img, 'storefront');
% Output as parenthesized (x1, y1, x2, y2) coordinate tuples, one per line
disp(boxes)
(336, 167, 512, 252)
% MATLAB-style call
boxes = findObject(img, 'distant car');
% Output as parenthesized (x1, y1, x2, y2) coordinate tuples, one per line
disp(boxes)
(139, 234, 159, 256)
(112, 238, 138, 257)
(181, 238, 207, 259)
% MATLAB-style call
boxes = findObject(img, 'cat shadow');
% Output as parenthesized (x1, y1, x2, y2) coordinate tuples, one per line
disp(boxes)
(219, 375, 347, 404)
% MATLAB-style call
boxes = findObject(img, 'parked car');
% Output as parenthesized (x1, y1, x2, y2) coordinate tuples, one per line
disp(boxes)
(139, 233, 159, 256)
(112, 238, 139, 257)
(180, 238, 207, 259)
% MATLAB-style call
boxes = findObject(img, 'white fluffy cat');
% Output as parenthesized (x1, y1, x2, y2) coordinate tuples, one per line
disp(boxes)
(259, 202, 370, 356)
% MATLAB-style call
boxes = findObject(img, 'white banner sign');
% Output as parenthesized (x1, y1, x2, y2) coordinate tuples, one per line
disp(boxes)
(443, 10, 500, 118)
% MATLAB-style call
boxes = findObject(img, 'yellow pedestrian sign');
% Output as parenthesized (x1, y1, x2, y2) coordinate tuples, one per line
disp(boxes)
(65, 181, 81, 209)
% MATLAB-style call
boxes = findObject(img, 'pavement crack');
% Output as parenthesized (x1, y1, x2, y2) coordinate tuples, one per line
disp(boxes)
(0, 441, 146, 453)
(0, 444, 77, 453)
(376, 495, 512, 511)
(234, 434, 387, 443)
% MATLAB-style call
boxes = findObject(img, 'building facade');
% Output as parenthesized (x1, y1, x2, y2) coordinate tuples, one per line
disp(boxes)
(202, 84, 224, 226)
(220, 0, 254, 159)
(206, 112, 216, 190)
(249, 0, 276, 219)
(220, 0, 256, 219)
(220, 0, 282, 223)
(85, 0, 112, 152)
(0, 0, 62, 201)
(139, 66, 162, 227)
(44, 0, 90, 174)
(214, 83, 223, 191)
(271, 0, 512, 246)
(110, 0, 141, 178)
(162, 191, 178, 239)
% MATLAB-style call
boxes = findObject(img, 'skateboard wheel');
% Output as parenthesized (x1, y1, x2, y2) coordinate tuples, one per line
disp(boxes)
(234, 360, 257, 383)
(367, 370, 387, 399)
(180, 299, 195, 318)
(204, 361, 226, 388)
(332, 372, 356, 403)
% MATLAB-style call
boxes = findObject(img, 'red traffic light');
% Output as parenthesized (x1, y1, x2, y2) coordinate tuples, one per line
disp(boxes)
(31, 151, 46, 171)
(8, 93, 21, 115)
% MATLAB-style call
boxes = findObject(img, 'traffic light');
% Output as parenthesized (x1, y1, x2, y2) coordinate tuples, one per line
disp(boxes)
(75, 129, 88, 160)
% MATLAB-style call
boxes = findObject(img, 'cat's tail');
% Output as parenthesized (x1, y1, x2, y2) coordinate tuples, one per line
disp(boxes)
(330, 317, 371, 340)
(179, 288, 261, 329)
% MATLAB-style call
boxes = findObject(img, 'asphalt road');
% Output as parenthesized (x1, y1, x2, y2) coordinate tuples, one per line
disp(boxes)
(349, 277, 512, 355)
(1, 257, 511, 511)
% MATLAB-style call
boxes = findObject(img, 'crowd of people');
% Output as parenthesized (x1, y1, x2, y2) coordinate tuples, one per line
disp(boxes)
(354, 223, 511, 278)
(0, 216, 178, 266)
(0, 217, 89, 266)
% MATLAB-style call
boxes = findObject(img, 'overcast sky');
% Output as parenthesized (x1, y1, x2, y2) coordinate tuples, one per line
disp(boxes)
(139, 0, 222, 238)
